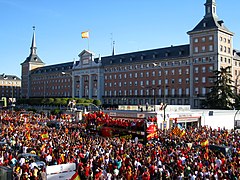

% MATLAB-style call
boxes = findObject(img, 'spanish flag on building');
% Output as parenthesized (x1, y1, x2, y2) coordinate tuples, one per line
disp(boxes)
(81, 31, 89, 38)
(70, 172, 81, 180)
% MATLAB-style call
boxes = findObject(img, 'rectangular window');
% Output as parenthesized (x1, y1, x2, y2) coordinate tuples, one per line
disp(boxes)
(178, 69, 182, 75)
(194, 67, 199, 73)
(202, 66, 206, 73)
(178, 78, 182, 84)
(202, 87, 206, 95)
(202, 77, 206, 83)
(186, 88, 189, 95)
(194, 47, 199, 53)
(209, 45, 213, 51)
(134, 73, 138, 78)
(195, 77, 199, 83)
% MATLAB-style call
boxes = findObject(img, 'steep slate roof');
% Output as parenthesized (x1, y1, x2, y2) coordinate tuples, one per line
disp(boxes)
(233, 49, 240, 60)
(21, 28, 44, 65)
(30, 61, 74, 75)
(189, 16, 231, 33)
(100, 44, 190, 66)
(0, 74, 21, 80)
(22, 54, 44, 64)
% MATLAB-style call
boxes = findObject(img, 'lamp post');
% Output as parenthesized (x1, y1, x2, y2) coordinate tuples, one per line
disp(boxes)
(62, 71, 74, 98)
(153, 63, 167, 130)
(11, 77, 17, 112)
(141, 85, 156, 111)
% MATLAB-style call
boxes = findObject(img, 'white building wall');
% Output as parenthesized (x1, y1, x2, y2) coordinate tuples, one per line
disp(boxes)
(192, 110, 237, 130)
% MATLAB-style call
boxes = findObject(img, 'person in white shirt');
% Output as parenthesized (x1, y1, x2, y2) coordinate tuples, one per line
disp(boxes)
(45, 154, 52, 165)
(29, 161, 38, 170)
(19, 157, 25, 166)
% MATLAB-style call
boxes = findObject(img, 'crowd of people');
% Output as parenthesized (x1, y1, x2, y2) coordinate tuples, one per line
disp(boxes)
(0, 110, 239, 179)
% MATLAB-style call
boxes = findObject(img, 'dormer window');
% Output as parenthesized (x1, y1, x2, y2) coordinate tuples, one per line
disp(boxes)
(141, 55, 144, 60)
(110, 60, 112, 64)
(165, 52, 169, 57)
(203, 22, 206, 27)
(120, 58, 122, 63)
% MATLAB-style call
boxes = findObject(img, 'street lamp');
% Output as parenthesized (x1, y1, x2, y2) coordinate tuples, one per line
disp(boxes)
(153, 63, 167, 129)
(141, 85, 156, 111)
(62, 71, 74, 98)
(10, 77, 17, 112)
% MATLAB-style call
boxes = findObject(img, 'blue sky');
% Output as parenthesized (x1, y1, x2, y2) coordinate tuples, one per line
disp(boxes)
(1, 0, 240, 78)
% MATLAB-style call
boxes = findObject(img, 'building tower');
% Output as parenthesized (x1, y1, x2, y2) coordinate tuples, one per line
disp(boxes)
(187, 0, 234, 107)
(21, 26, 45, 98)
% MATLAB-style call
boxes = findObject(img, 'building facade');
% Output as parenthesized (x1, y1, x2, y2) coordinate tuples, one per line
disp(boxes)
(21, 0, 240, 108)
(0, 74, 21, 105)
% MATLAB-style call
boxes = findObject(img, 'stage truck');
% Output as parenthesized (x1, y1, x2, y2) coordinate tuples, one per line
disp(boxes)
(84, 110, 158, 144)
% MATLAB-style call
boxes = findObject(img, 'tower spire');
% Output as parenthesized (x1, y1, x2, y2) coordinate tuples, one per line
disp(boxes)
(112, 41, 115, 56)
(204, 0, 217, 18)
(30, 26, 37, 55)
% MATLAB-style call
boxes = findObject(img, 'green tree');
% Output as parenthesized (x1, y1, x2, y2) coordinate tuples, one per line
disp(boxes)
(204, 66, 235, 109)
(93, 99, 102, 106)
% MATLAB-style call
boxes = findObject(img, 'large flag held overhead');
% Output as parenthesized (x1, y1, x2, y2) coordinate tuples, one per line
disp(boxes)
(201, 139, 209, 147)
(172, 124, 186, 137)
(70, 171, 81, 180)
(41, 132, 49, 140)
(81, 31, 89, 38)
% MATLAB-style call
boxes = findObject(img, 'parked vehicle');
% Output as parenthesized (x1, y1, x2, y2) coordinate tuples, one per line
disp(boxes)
(17, 153, 46, 168)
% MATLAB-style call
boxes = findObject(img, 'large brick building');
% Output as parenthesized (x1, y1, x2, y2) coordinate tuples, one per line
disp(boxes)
(21, 0, 240, 108)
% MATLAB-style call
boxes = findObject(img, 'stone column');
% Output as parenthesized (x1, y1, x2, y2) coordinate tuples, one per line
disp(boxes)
(89, 74, 92, 99)
(79, 75, 83, 98)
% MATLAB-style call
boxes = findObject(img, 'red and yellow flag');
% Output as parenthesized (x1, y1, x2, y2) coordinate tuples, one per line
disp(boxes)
(81, 31, 89, 38)
(201, 139, 209, 147)
(26, 131, 31, 140)
(41, 132, 49, 140)
(40, 144, 46, 152)
(70, 172, 81, 180)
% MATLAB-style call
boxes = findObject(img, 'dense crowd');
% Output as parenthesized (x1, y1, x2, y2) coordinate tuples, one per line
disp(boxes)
(0, 110, 239, 179)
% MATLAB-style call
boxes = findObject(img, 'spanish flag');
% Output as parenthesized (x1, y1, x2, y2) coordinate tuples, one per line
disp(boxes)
(40, 144, 46, 152)
(172, 126, 181, 136)
(70, 172, 81, 180)
(81, 31, 89, 38)
(41, 132, 49, 140)
(201, 139, 209, 147)
(180, 129, 186, 137)
(26, 131, 31, 140)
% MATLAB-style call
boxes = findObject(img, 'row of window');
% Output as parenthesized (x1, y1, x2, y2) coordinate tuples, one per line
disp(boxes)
(31, 79, 70, 85)
(104, 98, 190, 106)
(104, 87, 207, 96)
(106, 56, 217, 73)
(194, 36, 213, 43)
(0, 81, 19, 85)
(32, 92, 71, 96)
(220, 57, 231, 64)
(104, 76, 210, 88)
(194, 36, 231, 44)
(194, 45, 214, 53)
(220, 45, 231, 54)
(105, 66, 213, 80)
(32, 85, 71, 90)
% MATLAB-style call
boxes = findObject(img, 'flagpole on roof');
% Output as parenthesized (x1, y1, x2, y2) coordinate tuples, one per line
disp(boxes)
(81, 30, 90, 51)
